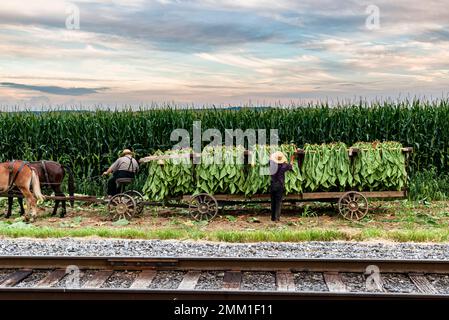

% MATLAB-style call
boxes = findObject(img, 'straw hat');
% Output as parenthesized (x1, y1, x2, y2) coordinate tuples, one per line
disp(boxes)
(121, 149, 133, 156)
(270, 151, 287, 164)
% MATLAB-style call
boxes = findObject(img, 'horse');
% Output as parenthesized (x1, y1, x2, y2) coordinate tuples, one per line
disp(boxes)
(5, 161, 75, 218)
(0, 161, 44, 222)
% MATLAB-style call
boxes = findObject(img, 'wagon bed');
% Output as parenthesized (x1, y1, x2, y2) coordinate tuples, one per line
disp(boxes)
(174, 189, 407, 221)
(139, 146, 413, 221)
(197, 190, 406, 202)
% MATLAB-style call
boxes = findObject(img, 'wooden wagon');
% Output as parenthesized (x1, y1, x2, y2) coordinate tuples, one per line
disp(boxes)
(1, 147, 412, 222)
(138, 147, 413, 221)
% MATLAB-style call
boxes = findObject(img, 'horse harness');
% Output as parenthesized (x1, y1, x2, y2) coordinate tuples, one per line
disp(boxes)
(29, 161, 53, 185)
(40, 160, 50, 185)
(7, 160, 30, 191)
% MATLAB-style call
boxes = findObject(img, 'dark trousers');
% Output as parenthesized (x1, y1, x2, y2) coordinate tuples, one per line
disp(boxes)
(270, 182, 284, 221)
(107, 170, 134, 196)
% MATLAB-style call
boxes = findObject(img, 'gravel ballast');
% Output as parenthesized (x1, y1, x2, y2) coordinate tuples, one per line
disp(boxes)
(54, 270, 99, 288)
(382, 273, 418, 293)
(148, 271, 185, 289)
(340, 273, 368, 292)
(195, 272, 224, 290)
(1, 238, 449, 260)
(15, 270, 51, 288)
(101, 271, 138, 288)
(0, 269, 14, 283)
(241, 272, 276, 291)
(294, 272, 327, 291)
(427, 274, 449, 294)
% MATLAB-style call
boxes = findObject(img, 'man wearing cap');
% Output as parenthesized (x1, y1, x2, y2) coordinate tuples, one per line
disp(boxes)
(269, 151, 294, 221)
(103, 149, 139, 196)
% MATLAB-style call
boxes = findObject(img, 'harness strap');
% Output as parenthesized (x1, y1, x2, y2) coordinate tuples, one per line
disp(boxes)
(41, 160, 50, 185)
(8, 160, 29, 190)
(7, 161, 14, 188)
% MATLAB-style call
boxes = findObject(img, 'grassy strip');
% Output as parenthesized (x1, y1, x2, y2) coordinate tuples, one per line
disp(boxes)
(2, 225, 449, 242)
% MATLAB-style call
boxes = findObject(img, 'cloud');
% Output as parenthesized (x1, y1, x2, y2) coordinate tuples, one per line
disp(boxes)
(0, 1, 307, 53)
(1, 0, 449, 105)
(0, 82, 107, 96)
(415, 28, 449, 43)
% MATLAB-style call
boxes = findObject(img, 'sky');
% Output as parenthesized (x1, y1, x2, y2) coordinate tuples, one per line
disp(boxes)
(0, 0, 448, 108)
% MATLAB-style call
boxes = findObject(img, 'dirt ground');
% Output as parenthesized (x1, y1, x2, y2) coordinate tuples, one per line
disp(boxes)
(1, 199, 448, 237)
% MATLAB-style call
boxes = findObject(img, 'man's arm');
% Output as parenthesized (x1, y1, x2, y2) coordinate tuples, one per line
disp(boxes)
(103, 159, 118, 175)
(285, 155, 295, 171)
(281, 155, 294, 171)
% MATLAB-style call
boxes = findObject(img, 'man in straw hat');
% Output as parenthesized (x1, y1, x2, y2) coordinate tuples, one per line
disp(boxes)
(103, 149, 139, 196)
(269, 151, 294, 221)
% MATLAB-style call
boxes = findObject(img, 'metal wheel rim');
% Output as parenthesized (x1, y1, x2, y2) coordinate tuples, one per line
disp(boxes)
(338, 191, 369, 221)
(124, 190, 144, 216)
(189, 193, 218, 221)
(108, 193, 136, 221)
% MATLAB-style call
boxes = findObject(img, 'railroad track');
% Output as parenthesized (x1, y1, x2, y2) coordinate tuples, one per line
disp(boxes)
(0, 256, 448, 299)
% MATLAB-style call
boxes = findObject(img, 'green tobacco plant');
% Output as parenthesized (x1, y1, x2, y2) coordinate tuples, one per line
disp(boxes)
(142, 148, 193, 201)
(196, 146, 246, 195)
(141, 141, 408, 200)
(143, 144, 304, 199)
(352, 141, 407, 191)
(302, 143, 351, 191)
(244, 144, 302, 196)
(244, 144, 272, 195)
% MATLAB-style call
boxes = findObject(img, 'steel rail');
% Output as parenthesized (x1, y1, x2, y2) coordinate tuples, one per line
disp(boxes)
(0, 287, 448, 300)
(0, 256, 448, 273)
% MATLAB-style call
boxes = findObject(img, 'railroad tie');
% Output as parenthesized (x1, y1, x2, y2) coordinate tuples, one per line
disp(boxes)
(223, 271, 242, 290)
(276, 271, 296, 292)
(409, 273, 438, 294)
(178, 271, 201, 290)
(323, 272, 348, 293)
(36, 269, 67, 288)
(130, 270, 157, 289)
(82, 270, 113, 288)
(0, 269, 32, 287)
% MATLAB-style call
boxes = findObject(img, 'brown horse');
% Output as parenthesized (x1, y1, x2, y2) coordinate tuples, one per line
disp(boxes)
(0, 161, 43, 222)
(5, 161, 75, 218)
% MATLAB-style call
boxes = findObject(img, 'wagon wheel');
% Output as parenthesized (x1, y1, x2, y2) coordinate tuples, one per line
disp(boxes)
(124, 190, 144, 216)
(189, 193, 218, 221)
(108, 194, 136, 221)
(338, 191, 369, 221)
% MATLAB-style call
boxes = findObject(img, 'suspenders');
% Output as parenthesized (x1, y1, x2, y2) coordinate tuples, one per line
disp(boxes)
(127, 157, 138, 172)
(117, 156, 137, 173)
(7, 160, 29, 190)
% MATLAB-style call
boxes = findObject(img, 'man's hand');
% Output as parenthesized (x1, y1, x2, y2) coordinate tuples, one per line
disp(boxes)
(102, 171, 110, 176)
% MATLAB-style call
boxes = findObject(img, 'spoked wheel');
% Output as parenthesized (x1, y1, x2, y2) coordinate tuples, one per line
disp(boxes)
(338, 191, 369, 221)
(124, 190, 144, 216)
(189, 193, 218, 221)
(108, 193, 136, 221)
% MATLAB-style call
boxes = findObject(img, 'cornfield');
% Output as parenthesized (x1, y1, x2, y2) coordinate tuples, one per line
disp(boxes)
(0, 99, 447, 195)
